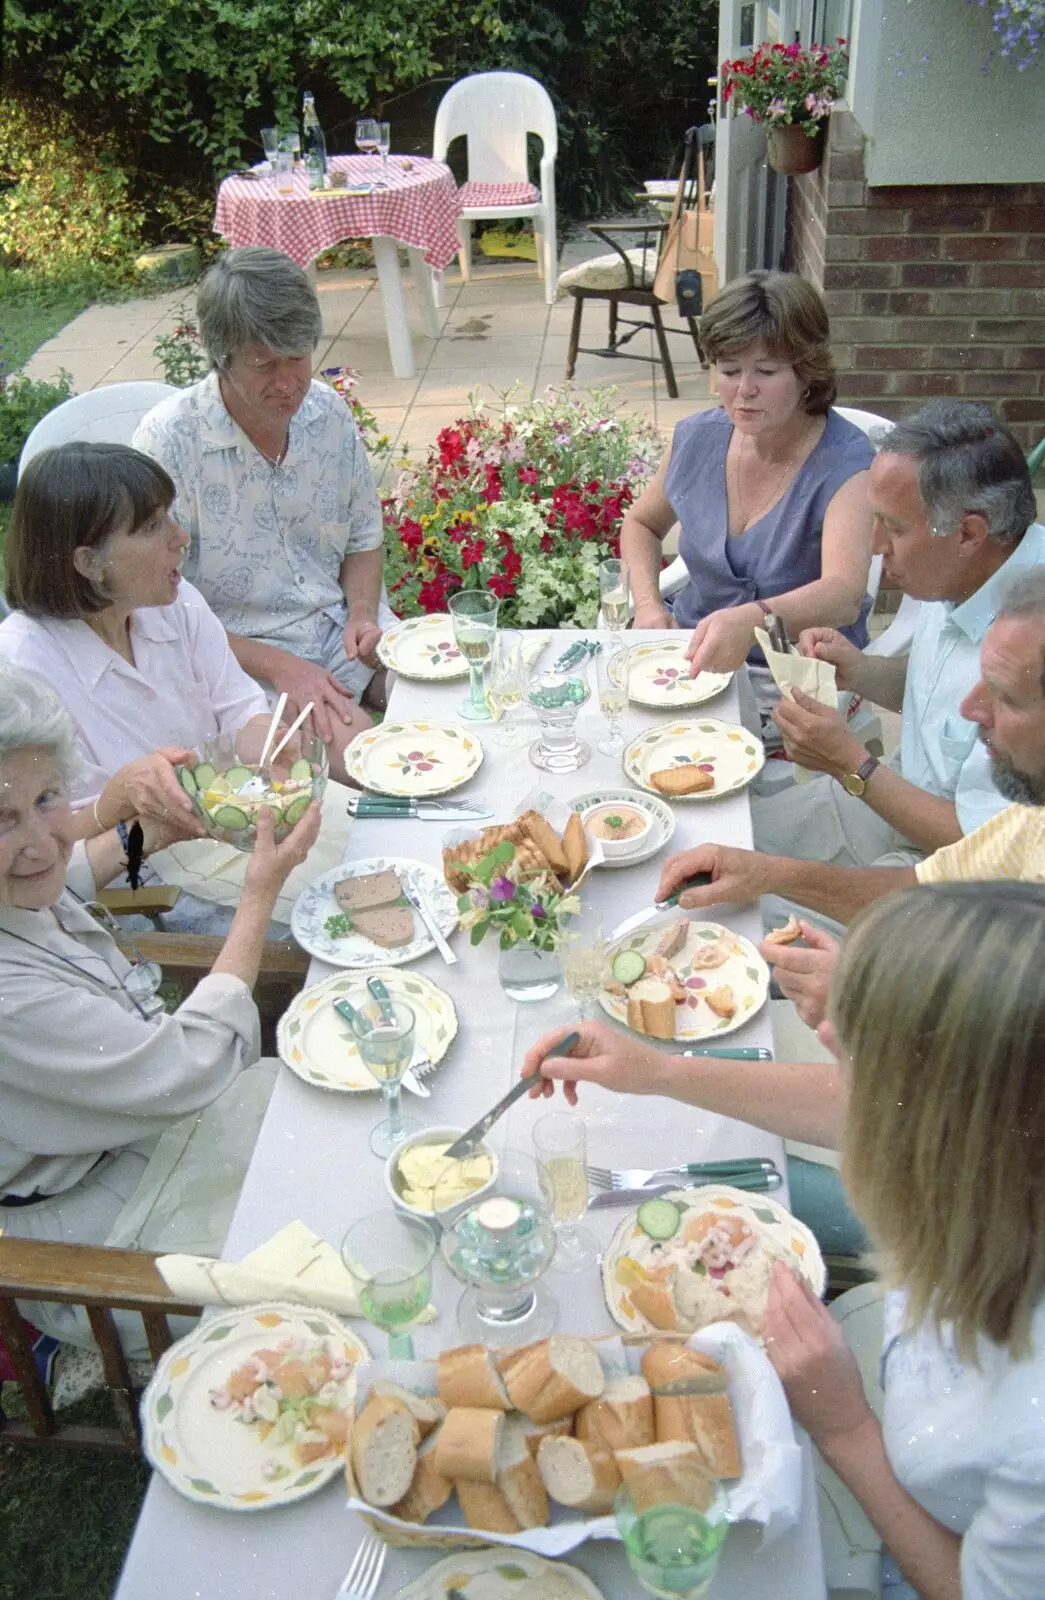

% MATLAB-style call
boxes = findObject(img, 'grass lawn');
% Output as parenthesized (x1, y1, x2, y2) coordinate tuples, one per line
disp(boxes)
(0, 275, 96, 378)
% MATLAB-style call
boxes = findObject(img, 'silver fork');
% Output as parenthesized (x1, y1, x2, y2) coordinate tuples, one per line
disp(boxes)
(587, 1159, 779, 1193)
(334, 1533, 387, 1600)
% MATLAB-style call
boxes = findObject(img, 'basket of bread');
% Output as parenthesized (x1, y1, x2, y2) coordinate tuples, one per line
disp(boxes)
(443, 809, 591, 898)
(344, 1327, 802, 1552)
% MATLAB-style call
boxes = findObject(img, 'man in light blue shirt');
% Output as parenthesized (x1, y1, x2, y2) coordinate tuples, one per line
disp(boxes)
(752, 400, 1043, 870)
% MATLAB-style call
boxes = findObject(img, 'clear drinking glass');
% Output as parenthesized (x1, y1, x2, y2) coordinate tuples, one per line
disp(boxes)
(341, 1211, 437, 1358)
(355, 117, 379, 156)
(488, 633, 526, 747)
(528, 667, 591, 773)
(532, 1112, 600, 1273)
(374, 121, 391, 186)
(600, 558, 631, 637)
(260, 127, 279, 169)
(615, 1484, 731, 1599)
(561, 913, 607, 1020)
(345, 999, 420, 1156)
(597, 645, 629, 755)
(274, 146, 295, 196)
(448, 590, 499, 722)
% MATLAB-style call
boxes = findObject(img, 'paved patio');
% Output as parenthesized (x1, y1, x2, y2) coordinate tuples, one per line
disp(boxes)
(23, 240, 716, 481)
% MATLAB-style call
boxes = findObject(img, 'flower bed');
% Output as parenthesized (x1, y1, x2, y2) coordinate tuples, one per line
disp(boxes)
(382, 387, 663, 629)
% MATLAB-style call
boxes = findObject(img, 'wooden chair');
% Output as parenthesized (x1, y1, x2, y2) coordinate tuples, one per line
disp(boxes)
(0, 1236, 202, 1452)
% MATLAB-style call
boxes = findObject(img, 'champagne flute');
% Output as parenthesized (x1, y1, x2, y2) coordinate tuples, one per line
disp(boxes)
(345, 999, 420, 1156)
(448, 590, 499, 722)
(341, 1211, 437, 1358)
(532, 1112, 599, 1273)
(600, 558, 631, 636)
(561, 915, 608, 1020)
(597, 645, 629, 755)
(374, 121, 391, 187)
(488, 633, 526, 747)
(615, 1484, 731, 1598)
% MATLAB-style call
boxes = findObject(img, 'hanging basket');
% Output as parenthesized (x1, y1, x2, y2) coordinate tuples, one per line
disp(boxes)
(766, 122, 825, 176)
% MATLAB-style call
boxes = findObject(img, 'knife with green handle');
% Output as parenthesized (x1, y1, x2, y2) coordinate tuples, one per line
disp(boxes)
(608, 872, 716, 941)
(366, 975, 397, 1025)
(443, 1031, 581, 1159)
(333, 997, 431, 1099)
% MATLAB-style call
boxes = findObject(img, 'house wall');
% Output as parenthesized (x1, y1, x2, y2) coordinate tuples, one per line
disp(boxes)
(784, 110, 1045, 450)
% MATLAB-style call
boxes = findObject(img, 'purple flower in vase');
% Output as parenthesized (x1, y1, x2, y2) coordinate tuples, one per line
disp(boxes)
(490, 876, 516, 902)
(531, 903, 547, 920)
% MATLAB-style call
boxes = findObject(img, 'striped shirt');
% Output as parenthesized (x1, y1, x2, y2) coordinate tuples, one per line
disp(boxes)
(915, 803, 1045, 885)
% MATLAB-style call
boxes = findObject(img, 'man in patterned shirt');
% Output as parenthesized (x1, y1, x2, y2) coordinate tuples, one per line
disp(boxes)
(135, 247, 390, 781)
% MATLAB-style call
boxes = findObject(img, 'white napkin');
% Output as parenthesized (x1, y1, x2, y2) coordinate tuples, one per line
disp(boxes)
(754, 626, 837, 785)
(156, 1219, 436, 1323)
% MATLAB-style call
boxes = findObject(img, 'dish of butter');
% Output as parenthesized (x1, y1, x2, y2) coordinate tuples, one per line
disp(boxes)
(397, 1142, 494, 1211)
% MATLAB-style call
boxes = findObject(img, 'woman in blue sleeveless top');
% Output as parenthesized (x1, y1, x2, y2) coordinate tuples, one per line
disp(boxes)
(621, 271, 874, 677)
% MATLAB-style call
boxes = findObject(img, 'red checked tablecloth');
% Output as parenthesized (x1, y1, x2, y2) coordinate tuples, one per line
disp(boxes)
(213, 155, 462, 270)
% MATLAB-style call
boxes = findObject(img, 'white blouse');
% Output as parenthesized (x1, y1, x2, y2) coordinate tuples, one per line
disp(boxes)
(882, 1289, 1045, 1597)
(0, 579, 268, 805)
(0, 846, 260, 1197)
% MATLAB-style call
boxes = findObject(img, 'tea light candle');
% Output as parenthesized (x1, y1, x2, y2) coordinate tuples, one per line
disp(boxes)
(476, 1197, 522, 1234)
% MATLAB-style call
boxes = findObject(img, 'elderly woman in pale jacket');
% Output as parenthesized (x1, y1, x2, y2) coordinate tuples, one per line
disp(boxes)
(0, 663, 319, 1346)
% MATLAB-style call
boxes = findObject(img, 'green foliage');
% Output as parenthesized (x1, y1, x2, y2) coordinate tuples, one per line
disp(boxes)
(153, 303, 208, 387)
(0, 370, 73, 463)
(0, 268, 95, 373)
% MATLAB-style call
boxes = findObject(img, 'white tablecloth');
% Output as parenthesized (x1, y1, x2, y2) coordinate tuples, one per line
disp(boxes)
(116, 633, 826, 1599)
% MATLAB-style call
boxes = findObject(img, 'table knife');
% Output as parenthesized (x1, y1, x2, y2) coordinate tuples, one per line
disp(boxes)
(404, 883, 457, 965)
(608, 872, 715, 941)
(444, 1031, 580, 1160)
(680, 1046, 773, 1061)
(348, 797, 494, 821)
(366, 975, 397, 1023)
(331, 997, 431, 1098)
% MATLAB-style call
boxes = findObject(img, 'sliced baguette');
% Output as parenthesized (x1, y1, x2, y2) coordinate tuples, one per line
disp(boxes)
(575, 1374, 654, 1452)
(641, 1345, 729, 1397)
(665, 1393, 742, 1480)
(334, 869, 403, 912)
(629, 1275, 680, 1331)
(456, 1478, 520, 1534)
(519, 810, 569, 876)
(650, 765, 715, 796)
(502, 1410, 574, 1459)
(437, 1344, 510, 1411)
(562, 812, 590, 885)
(350, 1393, 419, 1507)
(625, 977, 677, 1041)
(614, 1440, 714, 1514)
(498, 1335, 605, 1423)
(537, 1435, 621, 1513)
(432, 1406, 503, 1483)
(497, 1429, 550, 1528)
(371, 1380, 446, 1438)
(389, 1430, 453, 1523)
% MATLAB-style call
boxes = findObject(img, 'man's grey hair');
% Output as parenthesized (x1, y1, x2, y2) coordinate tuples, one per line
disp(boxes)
(876, 399, 1036, 546)
(0, 662, 81, 785)
(196, 246, 323, 369)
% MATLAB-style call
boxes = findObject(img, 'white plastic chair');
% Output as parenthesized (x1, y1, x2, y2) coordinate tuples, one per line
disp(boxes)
(818, 1282, 884, 1599)
(18, 382, 178, 476)
(433, 72, 558, 304)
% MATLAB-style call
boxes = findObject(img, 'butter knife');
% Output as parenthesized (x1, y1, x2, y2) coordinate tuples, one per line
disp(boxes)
(404, 883, 457, 965)
(608, 872, 715, 942)
(444, 1031, 580, 1159)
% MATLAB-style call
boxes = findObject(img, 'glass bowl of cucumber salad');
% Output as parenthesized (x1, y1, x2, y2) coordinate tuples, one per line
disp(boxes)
(176, 731, 328, 851)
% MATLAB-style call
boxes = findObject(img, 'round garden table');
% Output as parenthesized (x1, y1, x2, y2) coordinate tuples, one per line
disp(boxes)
(213, 155, 462, 379)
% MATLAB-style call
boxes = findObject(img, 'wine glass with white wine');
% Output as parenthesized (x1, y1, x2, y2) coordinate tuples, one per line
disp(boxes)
(532, 1112, 600, 1273)
(600, 558, 631, 637)
(597, 645, 629, 755)
(561, 910, 607, 1020)
(448, 590, 499, 721)
(488, 633, 526, 747)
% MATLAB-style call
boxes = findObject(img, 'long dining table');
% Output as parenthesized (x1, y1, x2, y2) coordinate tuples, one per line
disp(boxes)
(116, 631, 827, 1600)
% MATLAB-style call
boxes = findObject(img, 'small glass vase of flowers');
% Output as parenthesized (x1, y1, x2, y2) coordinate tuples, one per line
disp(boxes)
(455, 838, 581, 1002)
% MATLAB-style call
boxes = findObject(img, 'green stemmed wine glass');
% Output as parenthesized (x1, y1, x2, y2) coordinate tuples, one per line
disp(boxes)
(449, 590, 499, 722)
(616, 1484, 731, 1598)
(341, 1211, 437, 1358)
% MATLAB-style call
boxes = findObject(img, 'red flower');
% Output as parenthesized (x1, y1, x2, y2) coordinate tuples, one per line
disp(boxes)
(482, 465, 503, 503)
(418, 573, 458, 613)
(497, 532, 522, 580)
(398, 518, 424, 552)
(539, 532, 555, 554)
(461, 537, 487, 569)
(518, 466, 539, 484)
(488, 573, 516, 599)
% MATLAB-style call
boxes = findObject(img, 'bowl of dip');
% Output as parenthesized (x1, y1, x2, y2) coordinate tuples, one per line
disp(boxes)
(385, 1126, 498, 1220)
(582, 801, 653, 859)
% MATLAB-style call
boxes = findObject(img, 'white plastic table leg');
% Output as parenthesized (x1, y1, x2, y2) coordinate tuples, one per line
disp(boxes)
(371, 234, 415, 379)
(407, 246, 441, 339)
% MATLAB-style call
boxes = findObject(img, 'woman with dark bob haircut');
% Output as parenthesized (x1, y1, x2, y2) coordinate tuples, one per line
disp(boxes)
(0, 441, 273, 828)
(620, 270, 874, 684)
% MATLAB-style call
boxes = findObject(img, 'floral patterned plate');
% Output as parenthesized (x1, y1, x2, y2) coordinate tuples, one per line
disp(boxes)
(600, 917, 769, 1042)
(568, 787, 675, 869)
(345, 720, 484, 797)
(140, 1302, 368, 1511)
(602, 1185, 825, 1336)
(290, 856, 458, 968)
(377, 614, 469, 681)
(622, 718, 765, 800)
(395, 1549, 607, 1600)
(626, 639, 733, 709)
(277, 967, 458, 1093)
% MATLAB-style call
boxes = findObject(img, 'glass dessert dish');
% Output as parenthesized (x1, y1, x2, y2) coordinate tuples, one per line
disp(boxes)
(528, 668, 591, 774)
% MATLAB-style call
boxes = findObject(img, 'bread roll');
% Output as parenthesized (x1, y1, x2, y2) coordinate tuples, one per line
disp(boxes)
(350, 1394, 419, 1507)
(641, 1344, 729, 1397)
(537, 1435, 621, 1513)
(437, 1344, 509, 1410)
(498, 1335, 605, 1423)
(371, 1380, 446, 1438)
(456, 1479, 519, 1534)
(497, 1430, 550, 1528)
(615, 1440, 713, 1514)
(432, 1406, 503, 1483)
(389, 1431, 453, 1523)
(576, 1374, 654, 1452)
(503, 1409, 574, 1459)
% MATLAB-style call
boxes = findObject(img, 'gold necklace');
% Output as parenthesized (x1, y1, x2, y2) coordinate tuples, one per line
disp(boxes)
(730, 424, 815, 533)
(255, 432, 289, 469)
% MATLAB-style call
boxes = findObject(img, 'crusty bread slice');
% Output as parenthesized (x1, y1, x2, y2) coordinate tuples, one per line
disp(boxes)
(456, 1478, 519, 1534)
(536, 1435, 621, 1513)
(676, 1393, 742, 1480)
(351, 905, 415, 949)
(350, 1393, 419, 1507)
(437, 1344, 509, 1411)
(498, 1335, 605, 1423)
(629, 1276, 679, 1331)
(371, 1381, 446, 1437)
(432, 1406, 503, 1483)
(496, 1430, 550, 1528)
(626, 978, 677, 1041)
(650, 766, 715, 796)
(518, 810, 569, 876)
(641, 1344, 729, 1397)
(576, 1374, 654, 1452)
(502, 1409, 573, 1459)
(562, 811, 589, 885)
(335, 869, 403, 912)
(614, 1440, 713, 1513)
(389, 1430, 453, 1523)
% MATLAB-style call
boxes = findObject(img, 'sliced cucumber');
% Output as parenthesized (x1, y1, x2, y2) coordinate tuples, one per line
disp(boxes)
(211, 804, 250, 830)
(225, 764, 254, 790)
(636, 1198, 682, 1242)
(282, 794, 311, 826)
(288, 758, 313, 782)
(178, 766, 198, 796)
(612, 950, 647, 987)
(193, 761, 217, 789)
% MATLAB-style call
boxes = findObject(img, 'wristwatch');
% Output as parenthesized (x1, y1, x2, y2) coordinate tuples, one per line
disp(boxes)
(840, 755, 880, 797)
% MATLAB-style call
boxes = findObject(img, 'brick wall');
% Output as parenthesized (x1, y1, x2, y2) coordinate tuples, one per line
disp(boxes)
(784, 109, 1045, 452)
